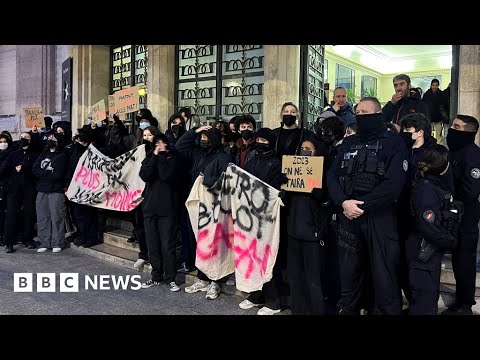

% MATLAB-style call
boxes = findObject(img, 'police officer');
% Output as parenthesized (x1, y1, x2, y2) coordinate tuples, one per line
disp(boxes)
(442, 115, 480, 315)
(408, 145, 462, 315)
(327, 96, 409, 315)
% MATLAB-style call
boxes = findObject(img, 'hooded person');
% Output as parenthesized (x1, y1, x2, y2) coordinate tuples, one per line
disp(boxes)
(175, 124, 230, 300)
(165, 113, 186, 147)
(53, 121, 73, 148)
(142, 125, 162, 156)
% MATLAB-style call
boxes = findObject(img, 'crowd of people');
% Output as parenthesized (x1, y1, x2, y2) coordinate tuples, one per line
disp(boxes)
(0, 74, 479, 316)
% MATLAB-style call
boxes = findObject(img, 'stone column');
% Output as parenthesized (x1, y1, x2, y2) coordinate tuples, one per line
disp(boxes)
(263, 45, 301, 129)
(71, 45, 110, 132)
(458, 45, 480, 144)
(16, 45, 56, 132)
(146, 45, 176, 131)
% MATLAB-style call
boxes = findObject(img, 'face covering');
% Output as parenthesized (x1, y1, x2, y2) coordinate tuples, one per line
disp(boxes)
(255, 142, 270, 154)
(139, 122, 150, 130)
(399, 132, 416, 149)
(142, 139, 153, 152)
(46, 140, 57, 149)
(241, 129, 254, 141)
(0, 143, 8, 151)
(446, 127, 477, 152)
(96, 121, 103, 128)
(282, 114, 297, 127)
(19, 138, 30, 148)
(135, 115, 142, 122)
(200, 140, 210, 149)
(355, 113, 385, 138)
(300, 149, 314, 156)
(171, 124, 184, 136)
(321, 133, 335, 146)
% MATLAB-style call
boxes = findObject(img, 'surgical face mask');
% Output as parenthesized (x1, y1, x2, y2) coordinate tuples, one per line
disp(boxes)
(282, 114, 296, 127)
(0, 142, 8, 151)
(139, 122, 150, 130)
(96, 121, 103, 128)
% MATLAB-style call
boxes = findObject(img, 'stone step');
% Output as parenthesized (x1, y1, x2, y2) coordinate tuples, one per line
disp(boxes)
(103, 229, 139, 251)
(105, 217, 134, 232)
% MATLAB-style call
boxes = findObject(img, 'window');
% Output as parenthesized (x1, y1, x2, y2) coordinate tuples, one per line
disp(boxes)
(361, 75, 377, 97)
(335, 64, 354, 90)
(176, 45, 264, 127)
(410, 75, 442, 95)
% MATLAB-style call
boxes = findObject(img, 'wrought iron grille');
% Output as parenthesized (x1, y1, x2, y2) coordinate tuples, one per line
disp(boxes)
(300, 45, 325, 131)
(175, 45, 264, 127)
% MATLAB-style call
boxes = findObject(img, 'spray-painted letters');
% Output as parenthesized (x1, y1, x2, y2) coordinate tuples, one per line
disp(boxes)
(66, 144, 146, 211)
(186, 164, 283, 293)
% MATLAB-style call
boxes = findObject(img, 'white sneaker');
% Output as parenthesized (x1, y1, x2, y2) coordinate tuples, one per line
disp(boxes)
(52, 247, 62, 253)
(239, 299, 263, 310)
(169, 282, 181, 292)
(185, 279, 209, 293)
(37, 247, 48, 253)
(133, 259, 146, 269)
(205, 281, 220, 300)
(257, 306, 281, 315)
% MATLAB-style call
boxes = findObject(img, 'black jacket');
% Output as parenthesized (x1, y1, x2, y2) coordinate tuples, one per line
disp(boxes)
(3, 146, 39, 189)
(66, 143, 89, 184)
(422, 88, 448, 123)
(0, 147, 14, 188)
(100, 118, 128, 158)
(139, 152, 178, 217)
(273, 127, 316, 158)
(382, 96, 430, 124)
(32, 150, 69, 193)
(244, 150, 284, 189)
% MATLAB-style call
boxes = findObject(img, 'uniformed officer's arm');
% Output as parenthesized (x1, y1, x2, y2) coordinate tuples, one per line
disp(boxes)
(326, 147, 348, 206)
(413, 184, 456, 250)
(456, 162, 480, 205)
(357, 140, 408, 212)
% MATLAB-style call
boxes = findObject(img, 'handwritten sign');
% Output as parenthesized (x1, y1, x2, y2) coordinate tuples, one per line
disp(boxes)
(91, 99, 106, 123)
(114, 86, 139, 115)
(281, 155, 323, 193)
(24, 107, 45, 128)
(108, 95, 126, 120)
(66, 144, 146, 211)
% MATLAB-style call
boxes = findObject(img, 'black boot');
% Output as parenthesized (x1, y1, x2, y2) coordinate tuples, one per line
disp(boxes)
(441, 304, 473, 315)
(5, 244, 15, 253)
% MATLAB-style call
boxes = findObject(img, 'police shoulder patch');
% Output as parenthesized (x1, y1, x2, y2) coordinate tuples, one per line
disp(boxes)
(470, 168, 480, 179)
(423, 210, 435, 223)
(403, 160, 408, 172)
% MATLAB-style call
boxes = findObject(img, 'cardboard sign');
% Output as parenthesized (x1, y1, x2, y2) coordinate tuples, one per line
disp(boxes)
(114, 86, 139, 115)
(281, 155, 323, 193)
(24, 107, 45, 128)
(91, 99, 106, 123)
(108, 95, 116, 116)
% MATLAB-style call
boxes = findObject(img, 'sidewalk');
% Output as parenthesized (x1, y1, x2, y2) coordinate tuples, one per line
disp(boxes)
(0, 246, 258, 315)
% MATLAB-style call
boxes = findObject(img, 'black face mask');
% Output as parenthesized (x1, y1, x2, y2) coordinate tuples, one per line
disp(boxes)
(299, 150, 314, 156)
(255, 142, 270, 154)
(355, 113, 386, 138)
(46, 140, 57, 149)
(321, 133, 335, 146)
(200, 140, 211, 149)
(171, 124, 184, 136)
(142, 139, 153, 152)
(447, 127, 476, 152)
(282, 115, 296, 127)
(241, 129, 254, 141)
(399, 131, 416, 149)
(19, 138, 30, 148)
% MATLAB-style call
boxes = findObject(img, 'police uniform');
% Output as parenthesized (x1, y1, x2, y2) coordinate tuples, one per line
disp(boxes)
(449, 141, 480, 310)
(407, 175, 461, 315)
(327, 113, 408, 315)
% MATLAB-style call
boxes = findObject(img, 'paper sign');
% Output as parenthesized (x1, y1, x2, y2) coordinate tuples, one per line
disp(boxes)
(91, 99, 106, 123)
(24, 107, 45, 128)
(281, 155, 324, 193)
(114, 86, 140, 115)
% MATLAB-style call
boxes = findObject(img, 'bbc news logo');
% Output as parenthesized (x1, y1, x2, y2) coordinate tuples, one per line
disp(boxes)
(14, 273, 142, 292)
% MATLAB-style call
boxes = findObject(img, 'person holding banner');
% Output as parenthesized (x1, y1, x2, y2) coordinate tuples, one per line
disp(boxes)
(32, 133, 69, 253)
(176, 125, 230, 300)
(139, 133, 180, 291)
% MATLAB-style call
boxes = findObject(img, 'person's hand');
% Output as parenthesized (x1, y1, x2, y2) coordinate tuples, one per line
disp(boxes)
(15, 165, 22, 172)
(391, 92, 403, 105)
(280, 173, 289, 184)
(31, 124, 39, 133)
(113, 113, 120, 122)
(332, 101, 341, 112)
(278, 189, 286, 200)
(195, 125, 212, 134)
(153, 141, 166, 155)
(342, 199, 364, 219)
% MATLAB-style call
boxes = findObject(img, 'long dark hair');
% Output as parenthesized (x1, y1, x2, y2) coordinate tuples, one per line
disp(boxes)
(416, 144, 449, 179)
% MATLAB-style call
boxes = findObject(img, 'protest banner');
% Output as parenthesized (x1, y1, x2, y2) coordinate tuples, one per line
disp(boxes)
(24, 107, 45, 128)
(281, 155, 323, 193)
(66, 144, 146, 211)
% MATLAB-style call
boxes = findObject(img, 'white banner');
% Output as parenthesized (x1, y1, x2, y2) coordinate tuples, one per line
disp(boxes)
(66, 144, 146, 212)
(186, 164, 283, 293)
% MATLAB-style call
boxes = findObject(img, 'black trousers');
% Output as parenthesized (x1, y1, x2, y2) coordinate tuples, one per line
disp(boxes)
(144, 216, 177, 283)
(287, 236, 327, 315)
(4, 185, 37, 246)
(451, 212, 480, 306)
(133, 206, 148, 261)
(71, 203, 98, 246)
(408, 253, 443, 315)
(0, 188, 6, 240)
(337, 210, 402, 315)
